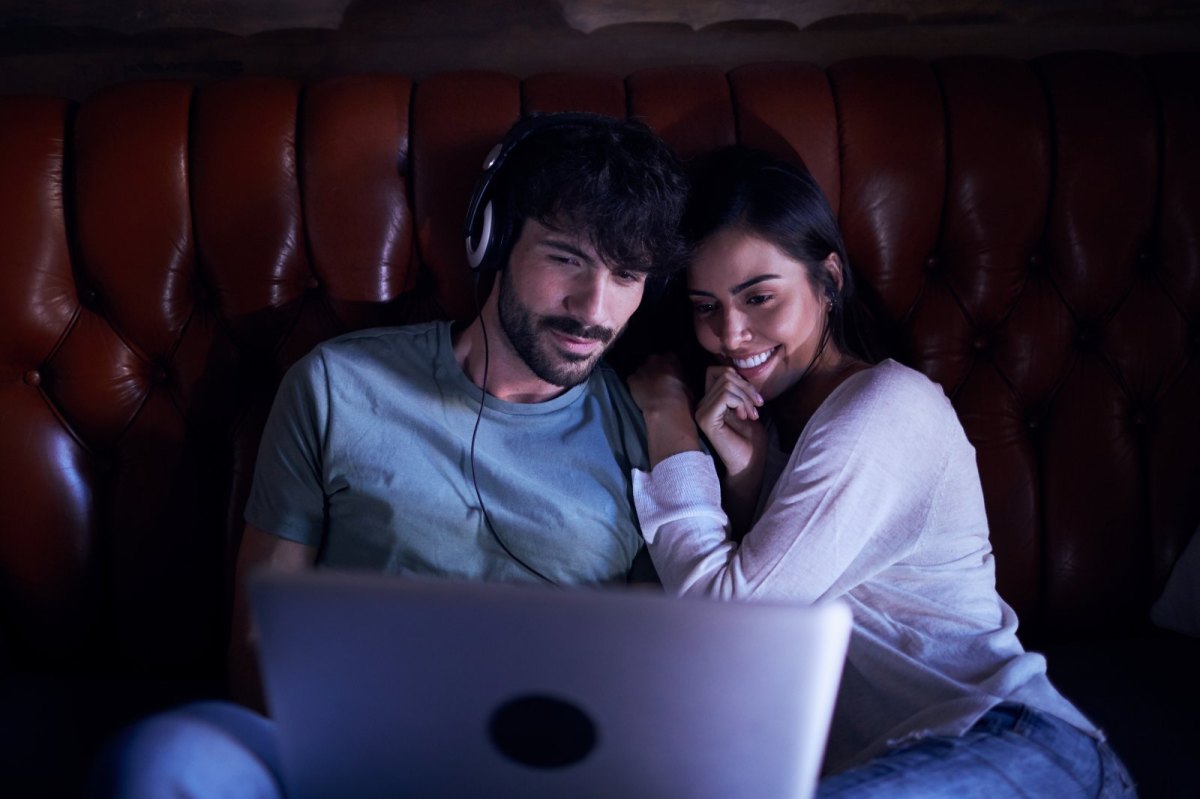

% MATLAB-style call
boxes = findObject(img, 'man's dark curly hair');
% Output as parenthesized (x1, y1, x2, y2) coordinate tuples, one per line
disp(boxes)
(492, 114, 689, 279)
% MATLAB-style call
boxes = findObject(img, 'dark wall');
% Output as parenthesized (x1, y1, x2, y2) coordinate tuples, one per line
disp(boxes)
(2, 1, 1199, 98)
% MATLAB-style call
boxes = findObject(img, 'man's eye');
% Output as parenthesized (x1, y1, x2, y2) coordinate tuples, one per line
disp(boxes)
(615, 270, 645, 285)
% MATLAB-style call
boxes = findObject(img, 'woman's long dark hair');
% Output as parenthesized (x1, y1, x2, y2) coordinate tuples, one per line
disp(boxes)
(682, 147, 879, 364)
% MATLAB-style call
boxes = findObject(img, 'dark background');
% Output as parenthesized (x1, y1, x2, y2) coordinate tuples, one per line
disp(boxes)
(2, 1, 1199, 98)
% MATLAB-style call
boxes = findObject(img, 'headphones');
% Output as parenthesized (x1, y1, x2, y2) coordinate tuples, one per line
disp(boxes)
(464, 112, 612, 273)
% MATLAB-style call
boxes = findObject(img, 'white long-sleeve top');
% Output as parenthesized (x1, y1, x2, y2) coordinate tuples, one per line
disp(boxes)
(633, 359, 1098, 774)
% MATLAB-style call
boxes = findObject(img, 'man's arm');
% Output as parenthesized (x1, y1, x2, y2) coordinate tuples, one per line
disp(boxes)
(227, 523, 317, 713)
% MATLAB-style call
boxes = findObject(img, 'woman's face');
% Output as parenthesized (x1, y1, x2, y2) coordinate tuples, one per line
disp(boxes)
(688, 228, 835, 401)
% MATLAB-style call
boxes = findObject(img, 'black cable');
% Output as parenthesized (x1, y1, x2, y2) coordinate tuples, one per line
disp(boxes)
(468, 275, 556, 585)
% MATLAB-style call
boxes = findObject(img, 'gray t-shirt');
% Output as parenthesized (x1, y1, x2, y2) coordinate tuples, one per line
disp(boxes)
(245, 321, 648, 584)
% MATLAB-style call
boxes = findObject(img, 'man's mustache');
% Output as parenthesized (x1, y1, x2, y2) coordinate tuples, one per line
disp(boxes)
(541, 316, 615, 345)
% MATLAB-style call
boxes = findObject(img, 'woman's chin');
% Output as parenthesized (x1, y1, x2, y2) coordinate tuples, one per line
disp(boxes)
(746, 370, 782, 402)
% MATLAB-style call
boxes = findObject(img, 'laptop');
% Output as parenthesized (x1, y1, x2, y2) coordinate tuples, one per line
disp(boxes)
(249, 570, 851, 799)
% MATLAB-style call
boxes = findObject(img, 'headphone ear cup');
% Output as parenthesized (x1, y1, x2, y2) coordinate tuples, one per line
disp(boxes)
(466, 200, 495, 271)
(465, 140, 506, 272)
(464, 170, 513, 273)
(468, 202, 512, 272)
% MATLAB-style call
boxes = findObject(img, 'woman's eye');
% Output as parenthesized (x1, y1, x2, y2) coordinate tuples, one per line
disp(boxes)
(692, 303, 716, 315)
(746, 294, 773, 306)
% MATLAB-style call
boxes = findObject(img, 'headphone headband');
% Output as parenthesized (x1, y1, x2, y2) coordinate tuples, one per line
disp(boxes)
(464, 112, 616, 272)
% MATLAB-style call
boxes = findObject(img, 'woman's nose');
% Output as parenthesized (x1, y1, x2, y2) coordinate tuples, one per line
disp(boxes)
(719, 310, 750, 348)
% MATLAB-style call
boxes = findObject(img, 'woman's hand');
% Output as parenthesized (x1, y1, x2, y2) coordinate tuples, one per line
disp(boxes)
(628, 353, 691, 416)
(628, 354, 703, 467)
(694, 367, 767, 536)
(694, 366, 766, 479)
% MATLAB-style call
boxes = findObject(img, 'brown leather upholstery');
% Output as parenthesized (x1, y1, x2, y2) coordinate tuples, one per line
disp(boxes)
(1, 54, 1198, 796)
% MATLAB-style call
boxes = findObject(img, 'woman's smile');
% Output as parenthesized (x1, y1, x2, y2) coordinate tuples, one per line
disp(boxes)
(730, 346, 777, 370)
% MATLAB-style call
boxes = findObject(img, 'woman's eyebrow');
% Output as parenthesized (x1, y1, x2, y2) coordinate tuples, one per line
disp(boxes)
(730, 274, 782, 294)
(689, 274, 782, 298)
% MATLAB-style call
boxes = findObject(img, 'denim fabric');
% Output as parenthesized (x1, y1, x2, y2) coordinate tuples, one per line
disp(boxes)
(817, 703, 1137, 799)
(90, 700, 1136, 799)
(86, 701, 284, 799)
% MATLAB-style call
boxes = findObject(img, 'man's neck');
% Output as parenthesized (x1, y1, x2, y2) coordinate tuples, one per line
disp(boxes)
(451, 312, 571, 404)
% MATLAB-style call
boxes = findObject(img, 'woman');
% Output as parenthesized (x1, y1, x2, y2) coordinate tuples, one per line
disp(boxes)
(628, 147, 1134, 798)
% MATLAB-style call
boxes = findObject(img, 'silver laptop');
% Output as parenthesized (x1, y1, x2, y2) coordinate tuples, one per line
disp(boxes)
(249, 570, 850, 799)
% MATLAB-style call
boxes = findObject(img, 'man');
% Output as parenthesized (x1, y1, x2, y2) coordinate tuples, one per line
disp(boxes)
(89, 112, 688, 798)
(228, 111, 687, 706)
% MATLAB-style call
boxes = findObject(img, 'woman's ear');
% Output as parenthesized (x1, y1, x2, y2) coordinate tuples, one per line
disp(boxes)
(822, 253, 844, 295)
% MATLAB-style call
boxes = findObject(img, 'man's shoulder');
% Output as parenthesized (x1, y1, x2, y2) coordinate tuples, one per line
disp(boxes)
(282, 321, 448, 391)
(585, 360, 637, 404)
(314, 321, 446, 361)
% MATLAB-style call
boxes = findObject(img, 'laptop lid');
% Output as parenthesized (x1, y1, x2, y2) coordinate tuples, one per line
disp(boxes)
(250, 570, 850, 799)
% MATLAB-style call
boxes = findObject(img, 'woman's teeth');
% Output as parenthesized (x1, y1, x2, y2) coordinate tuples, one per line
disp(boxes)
(733, 348, 776, 369)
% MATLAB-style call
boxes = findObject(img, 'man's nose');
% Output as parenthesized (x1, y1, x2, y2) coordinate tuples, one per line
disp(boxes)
(566, 269, 609, 323)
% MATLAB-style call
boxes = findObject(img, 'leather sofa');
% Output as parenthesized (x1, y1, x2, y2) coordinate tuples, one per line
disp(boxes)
(2, 53, 1198, 797)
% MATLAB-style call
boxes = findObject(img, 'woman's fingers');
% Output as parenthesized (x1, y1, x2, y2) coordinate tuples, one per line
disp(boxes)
(694, 369, 766, 477)
(700, 367, 763, 422)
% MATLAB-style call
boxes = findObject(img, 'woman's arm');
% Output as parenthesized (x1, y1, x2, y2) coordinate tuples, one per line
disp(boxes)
(635, 366, 944, 602)
(629, 357, 768, 535)
(627, 354, 704, 466)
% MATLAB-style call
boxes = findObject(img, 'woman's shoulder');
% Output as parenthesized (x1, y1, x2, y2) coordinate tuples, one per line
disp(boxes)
(812, 359, 961, 442)
(831, 359, 951, 408)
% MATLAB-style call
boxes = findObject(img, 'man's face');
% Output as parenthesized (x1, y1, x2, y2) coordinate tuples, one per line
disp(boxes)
(498, 218, 646, 388)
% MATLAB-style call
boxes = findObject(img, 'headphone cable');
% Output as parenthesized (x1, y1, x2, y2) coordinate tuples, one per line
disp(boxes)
(468, 275, 557, 585)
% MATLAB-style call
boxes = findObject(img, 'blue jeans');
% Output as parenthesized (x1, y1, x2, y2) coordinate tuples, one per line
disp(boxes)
(90, 701, 1134, 798)
(818, 703, 1136, 798)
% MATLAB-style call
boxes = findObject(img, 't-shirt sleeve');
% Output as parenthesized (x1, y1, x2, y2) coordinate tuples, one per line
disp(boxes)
(243, 350, 330, 546)
(634, 366, 953, 602)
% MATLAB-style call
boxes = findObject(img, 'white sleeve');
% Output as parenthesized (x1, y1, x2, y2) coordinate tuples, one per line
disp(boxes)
(634, 367, 952, 602)
(632, 450, 742, 595)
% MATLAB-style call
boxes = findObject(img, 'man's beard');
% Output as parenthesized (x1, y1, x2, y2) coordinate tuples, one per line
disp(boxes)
(497, 268, 620, 388)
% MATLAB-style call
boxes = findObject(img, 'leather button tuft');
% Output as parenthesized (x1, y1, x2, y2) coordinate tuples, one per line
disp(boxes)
(925, 256, 940, 273)
(972, 334, 991, 352)
(24, 369, 41, 386)
(151, 365, 169, 385)
(80, 288, 99, 308)
(1028, 253, 1043, 269)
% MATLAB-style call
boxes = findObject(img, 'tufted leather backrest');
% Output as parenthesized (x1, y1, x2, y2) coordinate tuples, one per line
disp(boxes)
(2, 54, 1197, 680)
